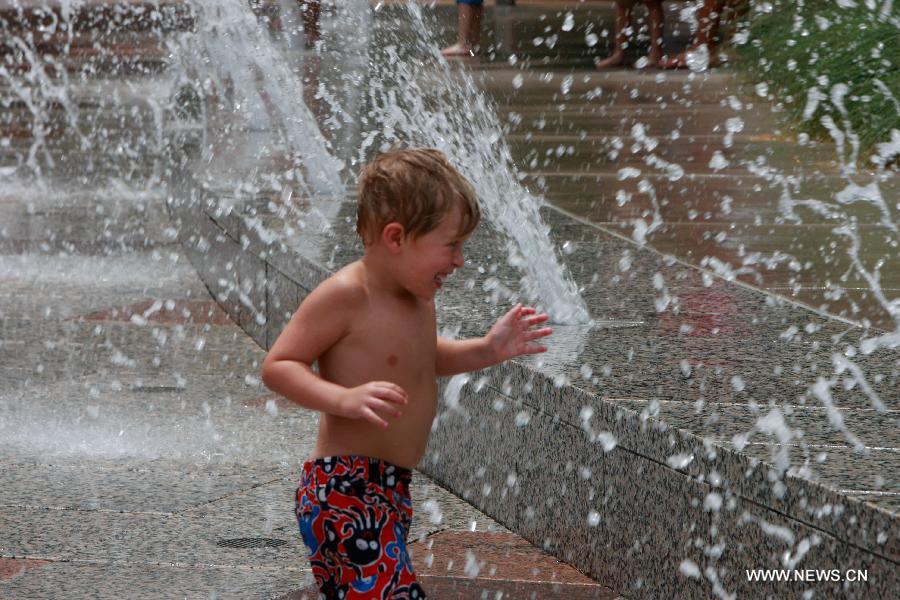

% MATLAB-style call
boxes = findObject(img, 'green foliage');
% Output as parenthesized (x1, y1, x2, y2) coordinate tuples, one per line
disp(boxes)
(734, 0, 899, 160)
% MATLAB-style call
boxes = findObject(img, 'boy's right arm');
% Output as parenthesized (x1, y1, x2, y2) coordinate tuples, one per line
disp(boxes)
(259, 277, 407, 428)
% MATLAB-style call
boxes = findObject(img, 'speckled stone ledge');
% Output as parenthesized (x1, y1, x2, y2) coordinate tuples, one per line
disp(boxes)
(166, 181, 899, 599)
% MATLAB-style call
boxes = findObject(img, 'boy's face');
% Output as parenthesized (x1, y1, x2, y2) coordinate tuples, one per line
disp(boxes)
(401, 207, 470, 300)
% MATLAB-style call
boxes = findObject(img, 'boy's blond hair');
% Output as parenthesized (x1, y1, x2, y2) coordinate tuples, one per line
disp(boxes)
(357, 148, 481, 246)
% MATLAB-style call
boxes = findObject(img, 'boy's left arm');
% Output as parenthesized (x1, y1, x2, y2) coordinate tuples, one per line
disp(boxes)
(436, 304, 552, 377)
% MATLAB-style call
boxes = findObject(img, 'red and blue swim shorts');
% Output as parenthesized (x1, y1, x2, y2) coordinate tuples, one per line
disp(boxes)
(295, 455, 427, 599)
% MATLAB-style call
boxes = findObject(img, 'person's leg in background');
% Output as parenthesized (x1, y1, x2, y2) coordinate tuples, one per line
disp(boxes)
(660, 0, 725, 69)
(645, 0, 665, 66)
(691, 0, 724, 55)
(595, 0, 636, 69)
(298, 0, 321, 49)
(441, 0, 484, 57)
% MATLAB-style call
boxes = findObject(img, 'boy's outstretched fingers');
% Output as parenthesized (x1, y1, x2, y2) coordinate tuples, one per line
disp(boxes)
(488, 304, 553, 360)
(519, 305, 552, 353)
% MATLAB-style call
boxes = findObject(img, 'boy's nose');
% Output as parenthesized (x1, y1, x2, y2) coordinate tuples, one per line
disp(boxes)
(452, 249, 465, 267)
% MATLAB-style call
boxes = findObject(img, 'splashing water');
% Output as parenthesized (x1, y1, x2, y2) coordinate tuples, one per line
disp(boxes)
(357, 1, 590, 324)
(167, 0, 343, 198)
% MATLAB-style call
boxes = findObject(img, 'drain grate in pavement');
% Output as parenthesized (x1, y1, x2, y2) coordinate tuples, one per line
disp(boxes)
(216, 538, 289, 549)
(130, 385, 186, 393)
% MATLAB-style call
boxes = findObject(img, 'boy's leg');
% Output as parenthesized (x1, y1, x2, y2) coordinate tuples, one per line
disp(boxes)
(441, 0, 484, 57)
(296, 456, 425, 599)
(595, 0, 635, 69)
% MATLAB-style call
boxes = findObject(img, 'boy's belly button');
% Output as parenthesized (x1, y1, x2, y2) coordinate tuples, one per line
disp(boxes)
(387, 355, 398, 366)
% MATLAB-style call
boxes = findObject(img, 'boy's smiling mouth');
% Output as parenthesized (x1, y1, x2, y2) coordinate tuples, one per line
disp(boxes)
(434, 272, 450, 288)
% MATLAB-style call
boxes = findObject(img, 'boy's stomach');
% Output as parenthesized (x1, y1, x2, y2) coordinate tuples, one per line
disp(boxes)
(311, 394, 437, 470)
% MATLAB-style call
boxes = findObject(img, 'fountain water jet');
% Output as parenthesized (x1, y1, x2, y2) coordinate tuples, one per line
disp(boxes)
(354, 1, 591, 325)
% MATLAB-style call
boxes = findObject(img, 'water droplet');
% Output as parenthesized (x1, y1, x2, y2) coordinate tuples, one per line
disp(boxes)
(704, 492, 723, 512)
(686, 45, 710, 72)
(679, 559, 701, 578)
(709, 151, 729, 171)
(595, 432, 617, 452)
(265, 399, 278, 416)
(464, 551, 482, 577)
(667, 453, 694, 469)
(617, 167, 641, 180)
(423, 499, 443, 525)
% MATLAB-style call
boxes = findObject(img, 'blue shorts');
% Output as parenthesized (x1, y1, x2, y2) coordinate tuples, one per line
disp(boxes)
(457, 0, 484, 5)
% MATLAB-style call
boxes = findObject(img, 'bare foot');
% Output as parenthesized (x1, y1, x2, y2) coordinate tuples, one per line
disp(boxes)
(595, 51, 625, 70)
(441, 43, 476, 57)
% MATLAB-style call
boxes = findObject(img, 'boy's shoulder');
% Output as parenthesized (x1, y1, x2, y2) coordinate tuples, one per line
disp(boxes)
(311, 261, 368, 308)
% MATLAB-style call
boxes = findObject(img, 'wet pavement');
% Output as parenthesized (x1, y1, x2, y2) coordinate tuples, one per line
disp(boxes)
(470, 65, 898, 331)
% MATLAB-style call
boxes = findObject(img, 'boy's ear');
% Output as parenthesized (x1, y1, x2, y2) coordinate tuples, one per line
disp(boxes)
(381, 222, 406, 253)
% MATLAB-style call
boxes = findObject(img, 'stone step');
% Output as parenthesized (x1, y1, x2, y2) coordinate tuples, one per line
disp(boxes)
(1, 89, 171, 139)
(475, 68, 756, 107)
(505, 134, 839, 175)
(0, 0, 193, 33)
(534, 172, 899, 227)
(0, 30, 172, 75)
(0, 0, 193, 73)
(497, 106, 779, 138)
(0, 1, 322, 78)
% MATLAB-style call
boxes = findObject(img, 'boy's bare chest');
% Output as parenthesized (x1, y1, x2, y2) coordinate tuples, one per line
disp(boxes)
(336, 301, 436, 375)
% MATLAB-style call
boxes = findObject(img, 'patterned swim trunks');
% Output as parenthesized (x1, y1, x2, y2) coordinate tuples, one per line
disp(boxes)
(295, 455, 427, 599)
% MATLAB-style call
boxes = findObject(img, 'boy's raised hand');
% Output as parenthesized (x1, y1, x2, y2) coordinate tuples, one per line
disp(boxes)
(487, 303, 552, 362)
(338, 381, 408, 429)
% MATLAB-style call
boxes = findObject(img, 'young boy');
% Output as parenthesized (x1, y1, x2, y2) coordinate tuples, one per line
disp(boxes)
(595, 0, 665, 69)
(260, 148, 552, 599)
